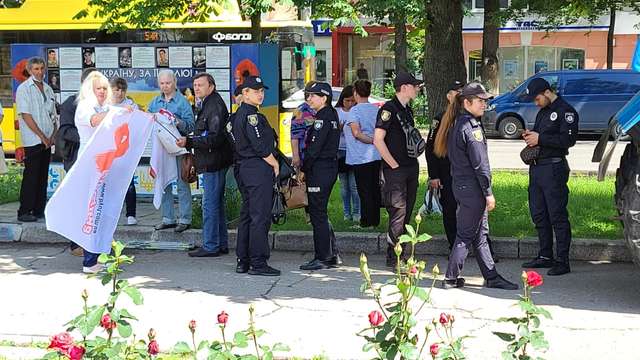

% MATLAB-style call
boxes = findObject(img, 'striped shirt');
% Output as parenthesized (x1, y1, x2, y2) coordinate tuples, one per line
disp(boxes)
(15, 76, 56, 147)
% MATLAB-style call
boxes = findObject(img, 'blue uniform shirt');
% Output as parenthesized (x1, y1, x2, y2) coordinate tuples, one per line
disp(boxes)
(447, 111, 492, 197)
(229, 102, 276, 160)
(147, 91, 194, 136)
(533, 95, 579, 159)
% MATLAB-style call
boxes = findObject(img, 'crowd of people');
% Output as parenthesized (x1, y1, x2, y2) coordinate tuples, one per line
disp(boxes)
(14, 55, 578, 285)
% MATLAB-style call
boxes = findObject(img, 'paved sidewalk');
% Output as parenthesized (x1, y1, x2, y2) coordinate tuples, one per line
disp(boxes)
(0, 244, 638, 359)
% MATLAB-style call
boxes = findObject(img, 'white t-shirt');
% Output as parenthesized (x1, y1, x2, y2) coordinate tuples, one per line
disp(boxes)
(74, 100, 115, 155)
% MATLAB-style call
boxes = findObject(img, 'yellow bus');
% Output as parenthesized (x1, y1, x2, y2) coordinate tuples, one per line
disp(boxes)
(0, 0, 316, 157)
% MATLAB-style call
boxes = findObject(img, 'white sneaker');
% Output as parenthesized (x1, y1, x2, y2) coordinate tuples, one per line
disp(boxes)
(127, 216, 137, 225)
(82, 264, 104, 274)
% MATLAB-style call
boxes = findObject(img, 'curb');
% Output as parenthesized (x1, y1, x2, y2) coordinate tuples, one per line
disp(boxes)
(0, 222, 632, 262)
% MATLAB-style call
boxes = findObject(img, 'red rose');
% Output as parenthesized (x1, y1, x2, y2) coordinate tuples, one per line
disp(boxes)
(439, 312, 448, 325)
(67, 345, 85, 360)
(430, 343, 439, 357)
(409, 266, 418, 275)
(217, 311, 229, 325)
(100, 314, 117, 330)
(147, 340, 160, 355)
(526, 271, 543, 288)
(368, 310, 384, 327)
(188, 320, 197, 333)
(48, 332, 74, 353)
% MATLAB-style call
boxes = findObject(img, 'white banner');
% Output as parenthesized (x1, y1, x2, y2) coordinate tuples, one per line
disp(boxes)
(45, 110, 154, 254)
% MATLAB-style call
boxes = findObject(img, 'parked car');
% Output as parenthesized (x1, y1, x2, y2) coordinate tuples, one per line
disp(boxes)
(482, 70, 640, 139)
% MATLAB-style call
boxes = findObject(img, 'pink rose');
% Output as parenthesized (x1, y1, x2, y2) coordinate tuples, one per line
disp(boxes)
(368, 310, 384, 327)
(48, 332, 74, 353)
(217, 311, 229, 325)
(526, 271, 543, 288)
(67, 345, 85, 360)
(147, 340, 160, 355)
(430, 343, 439, 357)
(100, 314, 117, 330)
(439, 312, 448, 325)
(188, 319, 197, 333)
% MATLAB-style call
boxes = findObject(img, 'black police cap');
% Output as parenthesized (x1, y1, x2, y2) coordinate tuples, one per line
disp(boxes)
(394, 72, 423, 88)
(242, 76, 269, 90)
(523, 78, 552, 101)
(448, 80, 465, 92)
(459, 82, 494, 100)
(305, 81, 332, 99)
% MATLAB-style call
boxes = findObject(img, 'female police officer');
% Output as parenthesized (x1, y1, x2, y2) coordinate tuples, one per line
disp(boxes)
(433, 82, 517, 290)
(299, 82, 342, 271)
(228, 76, 280, 276)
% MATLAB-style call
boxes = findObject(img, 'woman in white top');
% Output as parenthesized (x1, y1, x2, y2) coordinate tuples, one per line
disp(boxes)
(335, 85, 360, 223)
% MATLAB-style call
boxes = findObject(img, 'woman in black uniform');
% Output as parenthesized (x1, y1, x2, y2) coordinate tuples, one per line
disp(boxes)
(433, 82, 517, 290)
(299, 82, 342, 271)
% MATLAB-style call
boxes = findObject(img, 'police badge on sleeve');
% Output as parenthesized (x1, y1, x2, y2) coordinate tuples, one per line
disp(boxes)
(472, 129, 484, 142)
(565, 112, 575, 124)
(381, 110, 391, 122)
(248, 114, 258, 126)
(314, 120, 323, 130)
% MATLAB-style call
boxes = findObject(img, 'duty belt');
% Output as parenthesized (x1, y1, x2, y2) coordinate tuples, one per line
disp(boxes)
(532, 157, 565, 166)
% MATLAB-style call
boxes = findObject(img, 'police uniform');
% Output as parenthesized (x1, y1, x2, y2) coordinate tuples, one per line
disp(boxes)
(375, 72, 423, 266)
(522, 78, 578, 276)
(299, 82, 341, 270)
(227, 76, 280, 276)
(444, 82, 517, 290)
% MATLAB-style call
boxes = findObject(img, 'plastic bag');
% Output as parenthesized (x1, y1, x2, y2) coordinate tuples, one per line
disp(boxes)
(419, 187, 442, 216)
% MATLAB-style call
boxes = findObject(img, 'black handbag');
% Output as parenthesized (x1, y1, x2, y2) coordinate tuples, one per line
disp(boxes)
(520, 145, 540, 165)
(275, 149, 295, 186)
(271, 184, 287, 225)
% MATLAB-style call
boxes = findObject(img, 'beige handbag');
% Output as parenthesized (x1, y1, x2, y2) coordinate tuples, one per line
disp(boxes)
(283, 177, 308, 210)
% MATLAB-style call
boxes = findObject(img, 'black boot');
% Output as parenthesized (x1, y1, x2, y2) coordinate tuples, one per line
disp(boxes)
(486, 275, 519, 290)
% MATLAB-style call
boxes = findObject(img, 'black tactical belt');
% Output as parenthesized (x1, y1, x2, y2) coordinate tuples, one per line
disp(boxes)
(532, 157, 565, 166)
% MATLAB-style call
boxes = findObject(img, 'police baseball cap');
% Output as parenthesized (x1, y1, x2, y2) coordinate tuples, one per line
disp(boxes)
(233, 85, 244, 97)
(242, 76, 269, 90)
(305, 81, 332, 99)
(448, 80, 465, 92)
(459, 82, 494, 100)
(394, 72, 423, 88)
(523, 78, 552, 101)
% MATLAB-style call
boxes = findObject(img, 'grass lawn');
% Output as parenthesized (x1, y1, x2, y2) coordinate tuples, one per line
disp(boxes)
(271, 171, 623, 240)
(0, 164, 22, 205)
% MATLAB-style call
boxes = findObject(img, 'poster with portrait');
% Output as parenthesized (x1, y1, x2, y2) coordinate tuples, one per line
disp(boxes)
(534, 60, 548, 74)
(156, 47, 169, 67)
(48, 70, 60, 91)
(95, 47, 118, 68)
(46, 48, 59, 68)
(132, 47, 155, 68)
(562, 59, 578, 70)
(59, 47, 82, 69)
(118, 47, 132, 68)
(169, 46, 192, 68)
(192, 47, 206, 68)
(82, 47, 96, 68)
(503, 60, 518, 79)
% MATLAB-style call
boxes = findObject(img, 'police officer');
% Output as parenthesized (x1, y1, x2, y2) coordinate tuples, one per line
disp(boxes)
(433, 82, 517, 290)
(373, 72, 423, 268)
(521, 78, 578, 276)
(299, 82, 342, 270)
(227, 76, 281, 276)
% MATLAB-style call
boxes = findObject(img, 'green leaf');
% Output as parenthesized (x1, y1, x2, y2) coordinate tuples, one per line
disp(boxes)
(113, 241, 125, 257)
(118, 308, 137, 321)
(272, 343, 290, 352)
(263, 351, 273, 360)
(529, 331, 549, 350)
(100, 273, 113, 286)
(493, 332, 516, 342)
(254, 329, 266, 338)
(117, 320, 132, 338)
(198, 340, 210, 351)
(412, 286, 430, 302)
(123, 286, 144, 305)
(398, 234, 412, 244)
(398, 343, 419, 360)
(385, 344, 398, 360)
(98, 253, 110, 264)
(87, 306, 105, 327)
(405, 225, 416, 239)
(42, 351, 61, 359)
(416, 233, 432, 243)
(518, 324, 530, 338)
(362, 342, 375, 352)
(173, 341, 192, 354)
(233, 331, 249, 348)
(497, 317, 526, 324)
(536, 306, 553, 320)
(531, 316, 541, 328)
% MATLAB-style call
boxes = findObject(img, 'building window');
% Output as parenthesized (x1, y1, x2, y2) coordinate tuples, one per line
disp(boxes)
(338, 32, 394, 88)
(463, 0, 510, 11)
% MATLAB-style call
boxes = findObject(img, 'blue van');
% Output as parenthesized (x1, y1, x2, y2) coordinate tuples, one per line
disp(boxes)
(482, 70, 640, 139)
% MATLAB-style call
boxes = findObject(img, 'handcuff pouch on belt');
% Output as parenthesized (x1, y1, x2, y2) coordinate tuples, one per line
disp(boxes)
(520, 145, 540, 165)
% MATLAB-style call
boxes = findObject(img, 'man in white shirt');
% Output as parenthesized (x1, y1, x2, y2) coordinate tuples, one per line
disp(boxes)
(15, 57, 57, 222)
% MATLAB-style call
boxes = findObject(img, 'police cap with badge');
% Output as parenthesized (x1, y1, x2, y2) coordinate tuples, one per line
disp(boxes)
(458, 82, 493, 143)
(241, 75, 269, 91)
(304, 81, 332, 102)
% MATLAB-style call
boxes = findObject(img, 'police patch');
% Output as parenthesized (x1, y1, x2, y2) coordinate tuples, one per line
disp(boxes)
(565, 112, 575, 124)
(248, 114, 258, 126)
(314, 120, 323, 130)
(381, 110, 391, 122)
(226, 122, 232, 133)
(550, 112, 557, 121)
(472, 129, 484, 142)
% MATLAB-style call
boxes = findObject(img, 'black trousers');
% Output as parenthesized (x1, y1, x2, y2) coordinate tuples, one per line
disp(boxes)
(439, 175, 458, 249)
(353, 160, 381, 227)
(529, 160, 572, 263)
(306, 159, 338, 261)
(445, 180, 498, 280)
(18, 144, 51, 217)
(383, 164, 419, 260)
(234, 159, 273, 268)
(125, 178, 136, 217)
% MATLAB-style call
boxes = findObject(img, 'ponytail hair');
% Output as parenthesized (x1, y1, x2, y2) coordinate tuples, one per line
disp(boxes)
(434, 96, 462, 158)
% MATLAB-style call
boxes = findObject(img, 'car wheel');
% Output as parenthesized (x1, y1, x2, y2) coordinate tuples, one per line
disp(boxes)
(498, 116, 523, 139)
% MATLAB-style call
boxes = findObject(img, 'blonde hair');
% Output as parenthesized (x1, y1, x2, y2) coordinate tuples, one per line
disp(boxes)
(76, 71, 112, 105)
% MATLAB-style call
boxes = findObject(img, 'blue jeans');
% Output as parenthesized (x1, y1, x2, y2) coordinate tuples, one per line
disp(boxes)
(202, 169, 229, 252)
(339, 170, 360, 220)
(161, 155, 193, 225)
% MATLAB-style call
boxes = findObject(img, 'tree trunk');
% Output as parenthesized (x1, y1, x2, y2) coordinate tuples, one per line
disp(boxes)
(424, 0, 467, 122)
(251, 12, 262, 43)
(393, 15, 408, 74)
(481, 0, 500, 93)
(607, 4, 616, 69)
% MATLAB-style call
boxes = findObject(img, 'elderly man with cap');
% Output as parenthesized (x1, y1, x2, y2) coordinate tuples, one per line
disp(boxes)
(373, 72, 425, 268)
(433, 82, 518, 290)
(299, 81, 342, 271)
(227, 76, 281, 276)
(521, 78, 578, 276)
